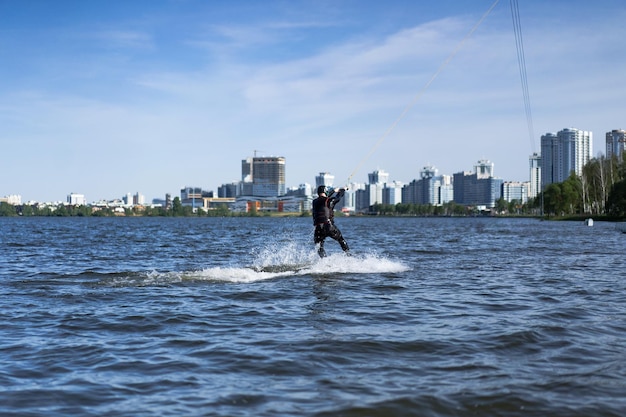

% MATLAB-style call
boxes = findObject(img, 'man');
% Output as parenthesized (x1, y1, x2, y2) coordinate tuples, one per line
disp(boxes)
(312, 185, 350, 258)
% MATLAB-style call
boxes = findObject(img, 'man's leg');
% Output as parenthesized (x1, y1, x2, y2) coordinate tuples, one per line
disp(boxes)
(314, 225, 327, 258)
(318, 240, 326, 258)
(329, 226, 350, 254)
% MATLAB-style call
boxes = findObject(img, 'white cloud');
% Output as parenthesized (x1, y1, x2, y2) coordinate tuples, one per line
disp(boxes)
(2, 1, 626, 201)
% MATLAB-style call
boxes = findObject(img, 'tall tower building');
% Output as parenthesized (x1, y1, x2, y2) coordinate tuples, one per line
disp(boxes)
(474, 159, 494, 179)
(453, 160, 502, 208)
(540, 128, 592, 190)
(241, 158, 253, 182)
(315, 172, 334, 190)
(540, 132, 558, 190)
(606, 129, 626, 162)
(529, 153, 541, 199)
(368, 169, 389, 185)
(251, 156, 286, 197)
(417, 165, 439, 205)
(383, 181, 403, 205)
(133, 192, 145, 205)
(367, 169, 389, 206)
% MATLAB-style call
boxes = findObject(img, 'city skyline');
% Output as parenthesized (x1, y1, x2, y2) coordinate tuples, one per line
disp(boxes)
(4, 155, 507, 204)
(0, 142, 586, 204)
(2, 1, 625, 202)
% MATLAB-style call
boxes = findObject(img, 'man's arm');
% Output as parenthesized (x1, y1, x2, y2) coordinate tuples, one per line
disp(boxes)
(329, 188, 346, 208)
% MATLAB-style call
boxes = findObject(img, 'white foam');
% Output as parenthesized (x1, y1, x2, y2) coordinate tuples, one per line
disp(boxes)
(102, 247, 410, 286)
(305, 253, 411, 275)
(190, 252, 410, 283)
(194, 266, 293, 283)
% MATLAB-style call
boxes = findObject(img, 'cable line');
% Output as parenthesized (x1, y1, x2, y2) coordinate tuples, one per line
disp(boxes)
(510, 0, 535, 153)
(345, 0, 501, 186)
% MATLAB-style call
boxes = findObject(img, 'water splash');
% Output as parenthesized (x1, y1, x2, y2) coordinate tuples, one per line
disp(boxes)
(248, 240, 318, 272)
(97, 245, 410, 286)
(192, 250, 410, 283)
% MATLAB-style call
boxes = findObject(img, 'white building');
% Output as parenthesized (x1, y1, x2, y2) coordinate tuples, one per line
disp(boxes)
(529, 153, 541, 199)
(420, 165, 439, 205)
(502, 181, 530, 203)
(368, 169, 389, 185)
(67, 193, 86, 205)
(1, 195, 22, 205)
(383, 181, 403, 205)
(439, 175, 454, 204)
(315, 172, 335, 190)
(474, 159, 494, 179)
(133, 192, 145, 206)
(339, 182, 364, 213)
(366, 169, 389, 207)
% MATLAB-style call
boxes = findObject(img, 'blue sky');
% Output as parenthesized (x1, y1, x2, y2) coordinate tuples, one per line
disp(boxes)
(1, 0, 625, 202)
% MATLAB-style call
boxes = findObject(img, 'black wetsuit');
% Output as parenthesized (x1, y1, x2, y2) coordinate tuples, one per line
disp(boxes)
(312, 189, 349, 258)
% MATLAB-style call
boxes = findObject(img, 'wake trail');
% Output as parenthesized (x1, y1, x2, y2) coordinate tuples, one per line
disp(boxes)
(96, 243, 410, 286)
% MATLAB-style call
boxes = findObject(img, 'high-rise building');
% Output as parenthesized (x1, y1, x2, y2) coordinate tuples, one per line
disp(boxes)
(366, 169, 389, 207)
(540, 128, 592, 190)
(540, 132, 557, 190)
(402, 168, 453, 206)
(315, 172, 334, 190)
(474, 159, 494, 179)
(133, 192, 145, 206)
(343, 182, 364, 213)
(181, 186, 202, 208)
(453, 160, 502, 208)
(238, 155, 286, 197)
(240, 157, 254, 196)
(251, 156, 286, 197)
(383, 181, 403, 205)
(368, 169, 389, 185)
(502, 181, 530, 203)
(529, 153, 541, 199)
(181, 186, 202, 200)
(241, 158, 253, 182)
(440, 175, 454, 204)
(417, 165, 439, 205)
(218, 182, 238, 198)
(606, 129, 626, 162)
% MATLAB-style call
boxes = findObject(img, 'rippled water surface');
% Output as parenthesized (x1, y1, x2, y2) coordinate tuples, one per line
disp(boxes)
(1, 216, 625, 416)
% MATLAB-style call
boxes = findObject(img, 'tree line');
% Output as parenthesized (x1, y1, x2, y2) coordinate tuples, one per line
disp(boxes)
(0, 197, 257, 218)
(532, 153, 626, 218)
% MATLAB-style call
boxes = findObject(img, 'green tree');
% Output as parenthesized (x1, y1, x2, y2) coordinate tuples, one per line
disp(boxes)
(607, 179, 626, 217)
(21, 205, 37, 216)
(562, 173, 583, 215)
(54, 205, 68, 216)
(0, 202, 17, 216)
(543, 174, 583, 216)
(543, 183, 561, 216)
(495, 197, 507, 214)
(171, 197, 184, 216)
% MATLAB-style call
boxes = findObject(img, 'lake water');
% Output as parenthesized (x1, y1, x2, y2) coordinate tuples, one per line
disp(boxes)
(1, 216, 625, 416)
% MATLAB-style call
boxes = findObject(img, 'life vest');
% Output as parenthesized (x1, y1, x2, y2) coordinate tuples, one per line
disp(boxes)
(312, 196, 332, 226)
